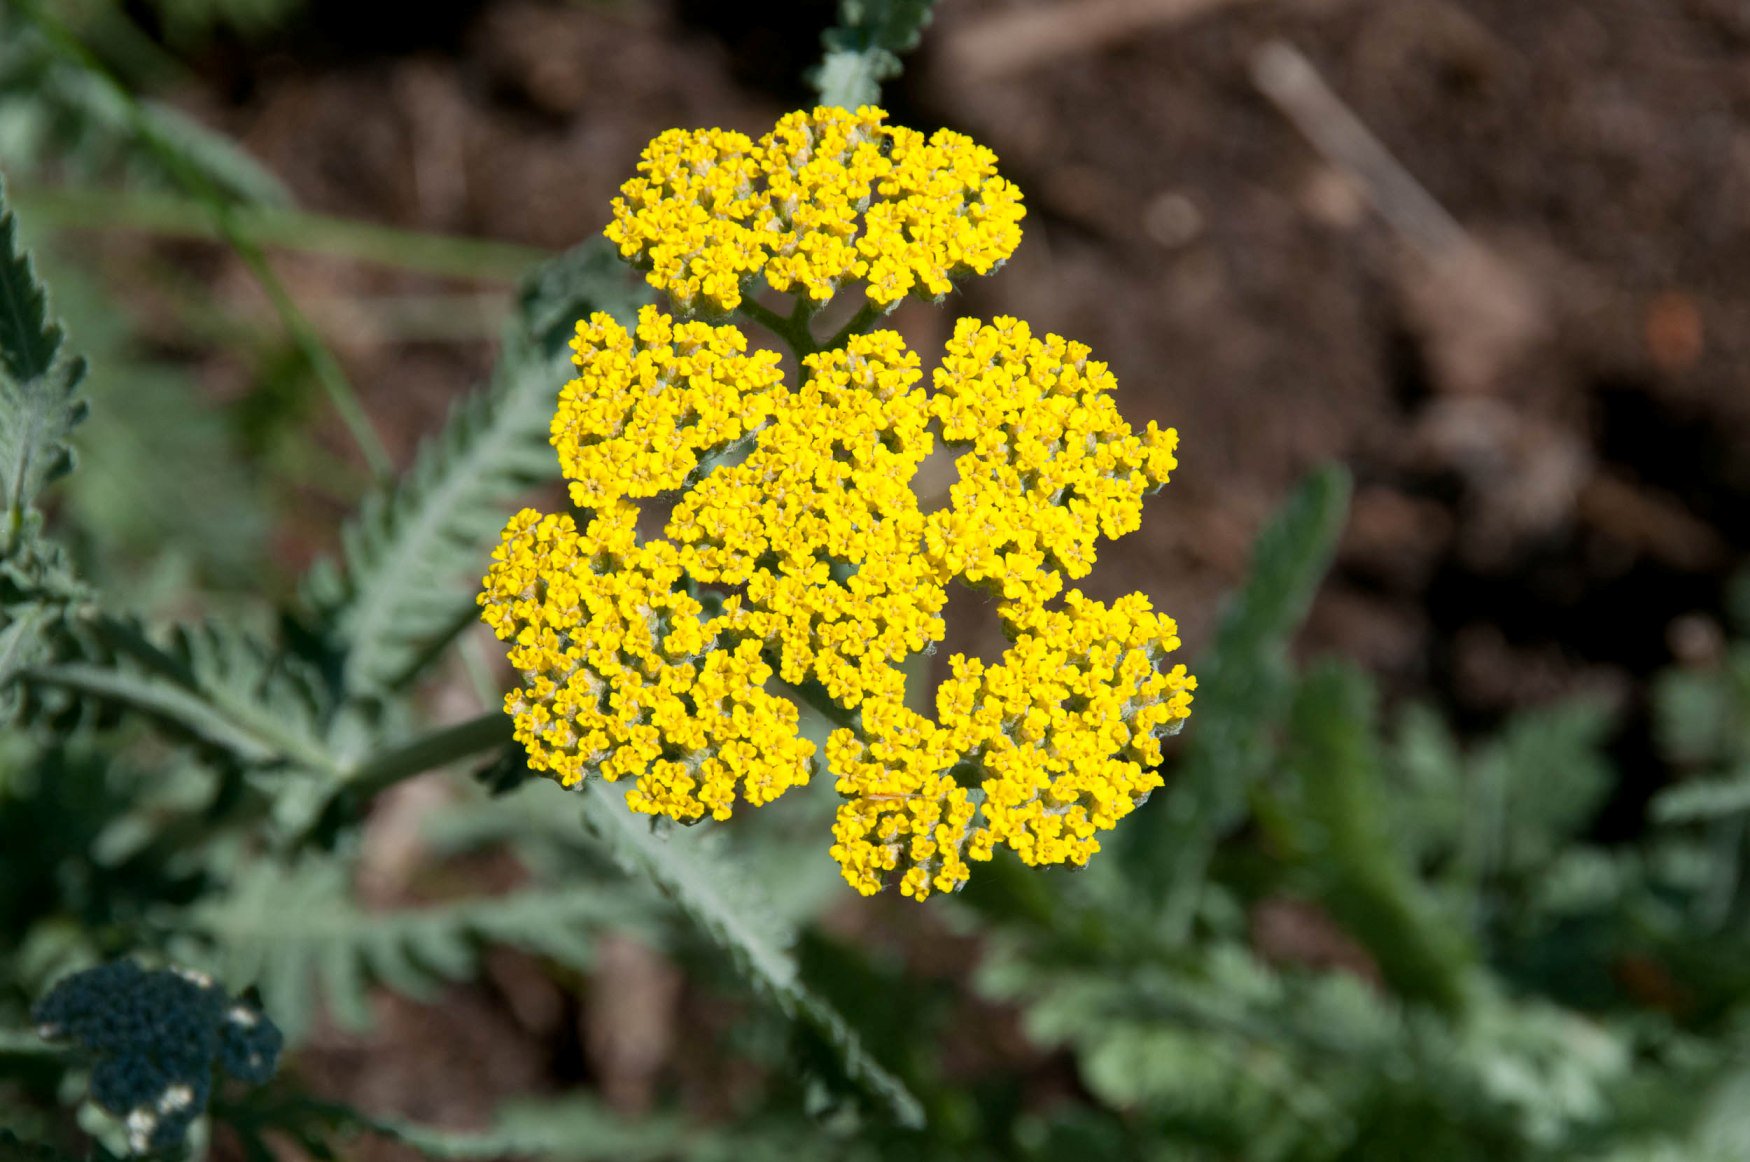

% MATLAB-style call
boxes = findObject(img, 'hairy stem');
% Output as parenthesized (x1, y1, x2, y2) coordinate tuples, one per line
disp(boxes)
(344, 710, 513, 799)
(822, 300, 885, 350)
(737, 295, 823, 359)
(0, 1028, 70, 1058)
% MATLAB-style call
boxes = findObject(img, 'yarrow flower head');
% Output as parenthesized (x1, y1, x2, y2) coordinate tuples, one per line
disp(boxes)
(605, 106, 1025, 314)
(482, 106, 1195, 900)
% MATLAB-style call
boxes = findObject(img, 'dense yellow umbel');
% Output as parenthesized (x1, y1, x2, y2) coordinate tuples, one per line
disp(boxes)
(604, 106, 1025, 314)
(480, 107, 1194, 900)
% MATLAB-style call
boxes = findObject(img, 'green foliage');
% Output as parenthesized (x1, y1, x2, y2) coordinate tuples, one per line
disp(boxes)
(1651, 608, 1750, 824)
(0, 6, 289, 208)
(300, 241, 646, 699)
(44, 263, 270, 594)
(168, 857, 642, 1042)
(814, 0, 939, 109)
(0, 172, 88, 727)
(1274, 661, 1474, 1016)
(581, 781, 925, 1129)
(1117, 463, 1352, 926)
(23, 615, 333, 775)
(217, 1090, 709, 1162)
(0, 173, 87, 541)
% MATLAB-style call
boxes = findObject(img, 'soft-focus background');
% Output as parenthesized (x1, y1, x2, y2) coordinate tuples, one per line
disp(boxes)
(4, 0, 1749, 1157)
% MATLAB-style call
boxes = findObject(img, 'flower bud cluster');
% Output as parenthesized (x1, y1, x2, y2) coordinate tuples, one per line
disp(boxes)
(33, 962, 281, 1154)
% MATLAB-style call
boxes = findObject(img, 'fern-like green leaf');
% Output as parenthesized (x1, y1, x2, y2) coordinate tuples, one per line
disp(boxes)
(174, 857, 646, 1042)
(0, 175, 87, 538)
(0, 540, 83, 720)
(580, 781, 925, 1129)
(814, 0, 939, 109)
(1468, 698, 1612, 880)
(391, 1099, 694, 1161)
(0, 177, 62, 385)
(1117, 464, 1352, 926)
(21, 616, 333, 774)
(302, 239, 644, 698)
(1279, 662, 1474, 1016)
(1653, 771, 1750, 824)
(219, 1090, 703, 1162)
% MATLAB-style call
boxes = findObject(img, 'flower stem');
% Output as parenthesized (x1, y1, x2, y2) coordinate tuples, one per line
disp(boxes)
(823, 300, 885, 350)
(0, 1028, 68, 1058)
(11, 184, 544, 282)
(343, 711, 513, 799)
(17, 3, 396, 481)
(737, 296, 821, 359)
(776, 675, 863, 735)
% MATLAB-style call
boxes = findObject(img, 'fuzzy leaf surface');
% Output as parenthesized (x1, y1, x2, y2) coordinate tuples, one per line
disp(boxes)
(304, 239, 645, 698)
(581, 781, 925, 1128)
(1117, 464, 1352, 923)
(174, 857, 645, 1042)
(0, 175, 87, 531)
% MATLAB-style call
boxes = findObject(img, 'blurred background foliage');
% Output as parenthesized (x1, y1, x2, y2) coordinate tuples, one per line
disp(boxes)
(3, 0, 1749, 1159)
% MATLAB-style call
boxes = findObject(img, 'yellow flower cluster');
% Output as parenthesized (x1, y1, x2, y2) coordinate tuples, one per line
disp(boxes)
(605, 106, 1024, 314)
(825, 589, 1194, 900)
(552, 306, 785, 508)
(479, 502, 815, 821)
(925, 317, 1183, 600)
(669, 331, 946, 711)
(481, 108, 1194, 900)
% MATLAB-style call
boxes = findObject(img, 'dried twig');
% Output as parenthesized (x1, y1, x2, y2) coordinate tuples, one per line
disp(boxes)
(1250, 39, 1466, 257)
(940, 0, 1257, 84)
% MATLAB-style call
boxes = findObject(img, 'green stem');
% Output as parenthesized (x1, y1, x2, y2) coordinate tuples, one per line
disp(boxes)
(228, 228, 394, 479)
(18, 6, 396, 480)
(11, 185, 545, 283)
(776, 675, 862, 735)
(0, 1028, 68, 1058)
(737, 297, 820, 359)
(823, 300, 884, 350)
(343, 710, 513, 799)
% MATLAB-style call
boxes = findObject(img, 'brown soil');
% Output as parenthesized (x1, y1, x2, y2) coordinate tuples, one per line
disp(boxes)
(99, 0, 1750, 1133)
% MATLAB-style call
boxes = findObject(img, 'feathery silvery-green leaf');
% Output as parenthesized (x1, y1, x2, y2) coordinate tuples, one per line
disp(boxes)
(174, 857, 647, 1042)
(0, 174, 87, 539)
(1117, 464, 1351, 926)
(1653, 773, 1750, 824)
(1278, 661, 1474, 1017)
(303, 239, 644, 698)
(220, 1091, 702, 1162)
(0, 177, 90, 722)
(1467, 698, 1612, 880)
(0, 535, 86, 720)
(0, 177, 61, 385)
(814, 0, 939, 109)
(581, 781, 925, 1129)
(390, 1100, 695, 1161)
(22, 616, 334, 774)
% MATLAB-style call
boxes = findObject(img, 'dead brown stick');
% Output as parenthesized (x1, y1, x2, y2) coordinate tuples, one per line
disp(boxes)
(1250, 39, 1467, 257)
(939, 0, 1257, 84)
